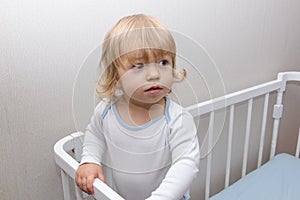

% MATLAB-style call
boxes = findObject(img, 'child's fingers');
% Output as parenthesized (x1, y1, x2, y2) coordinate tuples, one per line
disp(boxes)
(75, 176, 90, 194)
(86, 175, 95, 194)
(75, 175, 83, 188)
(97, 172, 106, 184)
(75, 163, 103, 194)
(80, 177, 88, 194)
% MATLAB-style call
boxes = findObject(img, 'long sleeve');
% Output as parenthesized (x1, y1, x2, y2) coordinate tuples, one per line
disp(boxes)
(80, 102, 107, 165)
(146, 109, 200, 200)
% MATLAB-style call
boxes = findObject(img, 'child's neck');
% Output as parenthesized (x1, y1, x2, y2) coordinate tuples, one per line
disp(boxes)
(116, 96, 166, 126)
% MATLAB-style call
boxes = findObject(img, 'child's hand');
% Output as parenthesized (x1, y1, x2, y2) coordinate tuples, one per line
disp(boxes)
(75, 163, 106, 194)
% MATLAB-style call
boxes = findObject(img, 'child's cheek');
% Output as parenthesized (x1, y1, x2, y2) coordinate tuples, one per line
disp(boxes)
(118, 70, 144, 96)
(159, 67, 174, 88)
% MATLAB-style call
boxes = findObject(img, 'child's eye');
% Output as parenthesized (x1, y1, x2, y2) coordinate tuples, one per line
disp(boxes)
(132, 64, 144, 70)
(158, 60, 169, 66)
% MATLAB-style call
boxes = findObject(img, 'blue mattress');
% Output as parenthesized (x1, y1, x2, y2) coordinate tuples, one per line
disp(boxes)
(209, 153, 300, 200)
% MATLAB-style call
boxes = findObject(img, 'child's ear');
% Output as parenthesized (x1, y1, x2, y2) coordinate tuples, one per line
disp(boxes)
(114, 79, 124, 97)
(172, 68, 186, 82)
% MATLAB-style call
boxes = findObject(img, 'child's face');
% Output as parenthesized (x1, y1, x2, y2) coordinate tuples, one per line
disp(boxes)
(117, 49, 173, 105)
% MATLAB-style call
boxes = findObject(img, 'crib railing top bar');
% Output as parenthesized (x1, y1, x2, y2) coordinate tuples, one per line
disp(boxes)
(54, 133, 82, 178)
(278, 71, 300, 90)
(278, 71, 300, 79)
(93, 179, 125, 200)
(54, 132, 125, 200)
(187, 79, 281, 117)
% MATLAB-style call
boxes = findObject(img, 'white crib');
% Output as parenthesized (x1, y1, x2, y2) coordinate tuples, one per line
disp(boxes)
(54, 71, 300, 200)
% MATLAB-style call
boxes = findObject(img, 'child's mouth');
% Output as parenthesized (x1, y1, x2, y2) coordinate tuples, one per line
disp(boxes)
(145, 86, 162, 94)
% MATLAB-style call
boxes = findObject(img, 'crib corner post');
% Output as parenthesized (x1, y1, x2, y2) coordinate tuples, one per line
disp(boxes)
(60, 169, 71, 200)
(270, 90, 284, 159)
(73, 132, 83, 162)
(270, 71, 288, 160)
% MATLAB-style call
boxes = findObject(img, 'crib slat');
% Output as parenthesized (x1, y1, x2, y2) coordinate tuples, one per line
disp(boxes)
(257, 93, 269, 168)
(205, 112, 214, 200)
(225, 105, 234, 188)
(242, 99, 253, 177)
(74, 183, 84, 200)
(296, 128, 300, 157)
(61, 169, 71, 200)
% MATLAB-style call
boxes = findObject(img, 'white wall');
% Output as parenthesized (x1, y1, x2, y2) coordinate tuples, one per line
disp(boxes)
(1, 0, 300, 199)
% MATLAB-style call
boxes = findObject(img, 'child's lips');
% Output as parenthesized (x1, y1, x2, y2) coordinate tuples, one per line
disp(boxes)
(145, 86, 162, 94)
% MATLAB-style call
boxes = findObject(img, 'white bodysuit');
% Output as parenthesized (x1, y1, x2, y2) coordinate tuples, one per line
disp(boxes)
(81, 98, 200, 200)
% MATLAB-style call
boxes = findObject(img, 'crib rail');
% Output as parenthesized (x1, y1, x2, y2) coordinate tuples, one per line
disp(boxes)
(186, 71, 300, 199)
(54, 132, 125, 200)
(54, 71, 300, 200)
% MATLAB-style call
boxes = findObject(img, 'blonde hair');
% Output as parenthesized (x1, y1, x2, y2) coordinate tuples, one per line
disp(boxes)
(97, 14, 185, 100)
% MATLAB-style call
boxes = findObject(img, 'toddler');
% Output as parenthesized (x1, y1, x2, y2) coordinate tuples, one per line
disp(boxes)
(75, 14, 200, 200)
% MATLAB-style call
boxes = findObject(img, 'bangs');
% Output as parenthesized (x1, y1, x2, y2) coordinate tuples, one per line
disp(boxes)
(104, 27, 176, 66)
(119, 27, 176, 57)
(124, 48, 174, 66)
(103, 27, 176, 70)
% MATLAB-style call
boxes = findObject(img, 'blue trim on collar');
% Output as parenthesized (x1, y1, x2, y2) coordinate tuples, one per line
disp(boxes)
(164, 97, 171, 124)
(103, 97, 172, 130)
(112, 104, 164, 131)
(101, 103, 112, 118)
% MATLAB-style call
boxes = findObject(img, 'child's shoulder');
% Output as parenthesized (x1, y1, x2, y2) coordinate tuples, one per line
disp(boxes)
(167, 98, 192, 121)
(167, 99, 184, 113)
(94, 98, 113, 118)
(167, 99, 196, 134)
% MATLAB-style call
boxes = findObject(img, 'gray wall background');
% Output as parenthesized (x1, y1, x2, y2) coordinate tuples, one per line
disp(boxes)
(1, 0, 300, 199)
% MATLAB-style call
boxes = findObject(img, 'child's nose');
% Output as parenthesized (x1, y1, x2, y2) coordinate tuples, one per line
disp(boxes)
(146, 64, 160, 81)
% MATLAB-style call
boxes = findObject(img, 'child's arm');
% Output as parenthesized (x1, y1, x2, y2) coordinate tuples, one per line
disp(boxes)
(76, 101, 108, 194)
(146, 110, 200, 200)
(75, 163, 106, 194)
